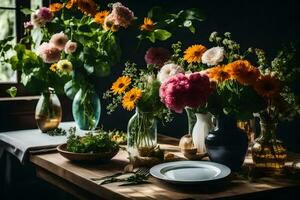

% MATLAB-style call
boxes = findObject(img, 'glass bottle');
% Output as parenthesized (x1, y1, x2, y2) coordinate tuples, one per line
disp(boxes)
(251, 122, 287, 173)
(35, 88, 62, 133)
(127, 108, 157, 157)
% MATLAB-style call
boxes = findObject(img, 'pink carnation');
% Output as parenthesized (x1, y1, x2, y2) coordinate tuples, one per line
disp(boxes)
(64, 40, 77, 54)
(105, 2, 134, 29)
(37, 42, 61, 64)
(50, 32, 68, 51)
(37, 7, 53, 22)
(144, 47, 170, 67)
(160, 73, 190, 113)
(159, 72, 212, 113)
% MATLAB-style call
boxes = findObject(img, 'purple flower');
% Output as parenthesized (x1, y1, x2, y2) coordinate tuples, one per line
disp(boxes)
(144, 47, 170, 67)
(37, 7, 53, 23)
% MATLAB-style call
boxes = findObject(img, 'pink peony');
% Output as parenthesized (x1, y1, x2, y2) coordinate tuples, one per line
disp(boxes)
(144, 47, 170, 67)
(37, 7, 53, 22)
(49, 32, 69, 51)
(37, 42, 61, 64)
(105, 2, 134, 29)
(64, 40, 77, 54)
(160, 73, 190, 113)
(24, 21, 34, 30)
(159, 72, 212, 113)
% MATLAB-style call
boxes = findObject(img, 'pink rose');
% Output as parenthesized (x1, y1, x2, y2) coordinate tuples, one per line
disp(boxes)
(64, 40, 77, 54)
(49, 32, 68, 51)
(37, 42, 61, 64)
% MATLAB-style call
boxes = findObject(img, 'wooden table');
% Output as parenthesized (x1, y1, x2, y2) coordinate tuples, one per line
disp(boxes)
(30, 135, 300, 200)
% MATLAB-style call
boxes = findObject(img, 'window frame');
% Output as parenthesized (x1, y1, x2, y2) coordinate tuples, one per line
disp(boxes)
(0, 0, 49, 97)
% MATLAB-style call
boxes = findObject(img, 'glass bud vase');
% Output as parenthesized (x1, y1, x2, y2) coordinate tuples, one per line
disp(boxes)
(72, 88, 101, 130)
(127, 108, 157, 157)
(35, 88, 62, 133)
(251, 122, 287, 173)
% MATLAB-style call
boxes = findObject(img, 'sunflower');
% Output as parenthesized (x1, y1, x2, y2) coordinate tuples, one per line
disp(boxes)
(49, 3, 63, 13)
(254, 75, 281, 98)
(50, 63, 58, 72)
(94, 10, 110, 24)
(225, 60, 260, 85)
(77, 0, 98, 16)
(140, 17, 154, 32)
(57, 60, 73, 73)
(183, 44, 207, 64)
(66, 0, 77, 9)
(207, 65, 231, 83)
(122, 87, 142, 111)
(111, 76, 131, 95)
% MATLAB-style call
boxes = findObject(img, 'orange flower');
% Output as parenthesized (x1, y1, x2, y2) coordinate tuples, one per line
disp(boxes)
(122, 88, 142, 111)
(94, 10, 110, 24)
(50, 63, 58, 72)
(183, 44, 207, 64)
(207, 65, 231, 83)
(254, 75, 281, 98)
(140, 17, 154, 32)
(225, 60, 260, 85)
(77, 0, 98, 16)
(49, 3, 63, 13)
(66, 0, 77, 9)
(111, 76, 131, 95)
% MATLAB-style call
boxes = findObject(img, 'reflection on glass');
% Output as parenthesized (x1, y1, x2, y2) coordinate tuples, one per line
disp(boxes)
(0, 9, 16, 83)
(0, 0, 15, 8)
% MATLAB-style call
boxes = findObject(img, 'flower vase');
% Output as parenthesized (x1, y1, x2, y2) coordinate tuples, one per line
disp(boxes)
(192, 113, 213, 154)
(35, 88, 62, 133)
(205, 115, 248, 171)
(251, 121, 287, 173)
(185, 107, 197, 134)
(127, 108, 157, 157)
(72, 88, 101, 130)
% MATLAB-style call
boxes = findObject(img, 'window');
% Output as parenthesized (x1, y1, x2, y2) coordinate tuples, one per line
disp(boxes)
(0, 0, 44, 97)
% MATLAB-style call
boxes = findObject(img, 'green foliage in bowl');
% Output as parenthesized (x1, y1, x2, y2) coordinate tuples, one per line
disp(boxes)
(66, 128, 119, 154)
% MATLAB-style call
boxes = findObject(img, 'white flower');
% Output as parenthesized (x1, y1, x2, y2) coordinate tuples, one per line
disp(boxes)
(201, 46, 225, 66)
(157, 63, 184, 83)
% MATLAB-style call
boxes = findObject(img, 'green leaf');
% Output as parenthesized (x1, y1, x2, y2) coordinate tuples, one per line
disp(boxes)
(183, 20, 192, 27)
(154, 29, 172, 41)
(6, 86, 17, 97)
(64, 80, 79, 100)
(21, 8, 33, 15)
(84, 63, 94, 74)
(146, 32, 156, 43)
(180, 8, 206, 21)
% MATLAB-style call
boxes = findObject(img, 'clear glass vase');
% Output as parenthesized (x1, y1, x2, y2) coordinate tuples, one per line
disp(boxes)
(35, 88, 62, 133)
(127, 108, 157, 157)
(72, 88, 101, 130)
(185, 107, 197, 135)
(251, 122, 287, 173)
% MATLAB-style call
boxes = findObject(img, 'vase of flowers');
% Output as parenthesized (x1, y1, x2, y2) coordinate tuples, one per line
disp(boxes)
(35, 88, 62, 133)
(127, 107, 157, 156)
(205, 114, 248, 171)
(72, 87, 101, 130)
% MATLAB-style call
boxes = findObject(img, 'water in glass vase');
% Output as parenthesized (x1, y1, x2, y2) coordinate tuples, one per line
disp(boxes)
(127, 108, 157, 157)
(251, 122, 287, 174)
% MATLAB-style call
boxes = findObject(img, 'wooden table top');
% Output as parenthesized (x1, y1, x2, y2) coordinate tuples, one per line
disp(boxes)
(30, 135, 300, 200)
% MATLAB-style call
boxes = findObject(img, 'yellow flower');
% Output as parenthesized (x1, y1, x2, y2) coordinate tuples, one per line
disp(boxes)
(225, 60, 260, 85)
(50, 63, 58, 72)
(111, 76, 131, 95)
(183, 44, 207, 64)
(66, 0, 77, 9)
(57, 60, 73, 73)
(207, 65, 231, 83)
(122, 87, 142, 111)
(140, 17, 154, 32)
(77, 0, 98, 16)
(49, 3, 63, 13)
(94, 10, 110, 24)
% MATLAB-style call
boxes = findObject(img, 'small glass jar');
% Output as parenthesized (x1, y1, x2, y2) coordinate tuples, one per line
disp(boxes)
(127, 108, 157, 157)
(251, 122, 287, 173)
(35, 88, 62, 133)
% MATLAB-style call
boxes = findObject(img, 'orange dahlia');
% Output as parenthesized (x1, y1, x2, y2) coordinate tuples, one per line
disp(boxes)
(49, 3, 63, 13)
(183, 44, 207, 64)
(254, 75, 281, 98)
(207, 65, 231, 83)
(94, 10, 110, 24)
(122, 88, 142, 111)
(66, 0, 77, 9)
(140, 17, 154, 32)
(225, 60, 260, 85)
(77, 0, 98, 16)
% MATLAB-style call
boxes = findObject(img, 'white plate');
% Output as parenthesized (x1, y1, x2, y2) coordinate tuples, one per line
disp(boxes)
(150, 161, 231, 184)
